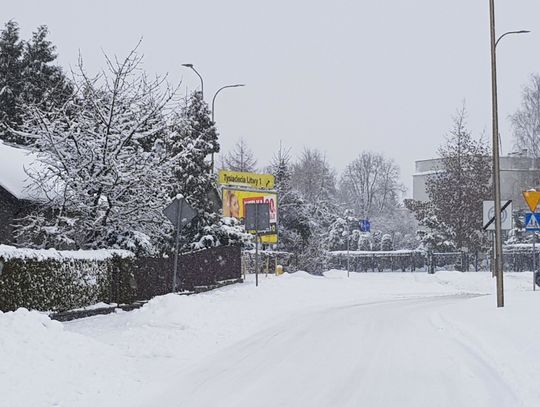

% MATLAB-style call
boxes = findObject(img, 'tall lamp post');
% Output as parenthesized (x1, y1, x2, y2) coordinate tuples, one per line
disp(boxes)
(489, 0, 529, 308)
(182, 63, 204, 97)
(211, 84, 245, 171)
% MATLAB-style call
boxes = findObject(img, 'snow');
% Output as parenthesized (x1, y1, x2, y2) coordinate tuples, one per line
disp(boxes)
(0, 140, 42, 200)
(0, 244, 134, 261)
(1, 270, 540, 406)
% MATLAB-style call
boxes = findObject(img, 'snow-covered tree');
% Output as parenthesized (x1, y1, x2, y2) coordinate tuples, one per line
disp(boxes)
(220, 137, 257, 172)
(291, 148, 336, 206)
(381, 234, 393, 251)
(339, 152, 402, 219)
(167, 90, 248, 251)
(0, 21, 72, 144)
(269, 144, 313, 253)
(358, 234, 371, 251)
(0, 20, 23, 140)
(20, 25, 73, 115)
(14, 48, 176, 252)
(512, 74, 540, 158)
(407, 107, 491, 252)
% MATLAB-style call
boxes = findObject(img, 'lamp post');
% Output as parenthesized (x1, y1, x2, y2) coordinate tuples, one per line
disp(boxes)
(182, 63, 204, 97)
(489, 0, 530, 308)
(210, 84, 245, 171)
(211, 84, 245, 122)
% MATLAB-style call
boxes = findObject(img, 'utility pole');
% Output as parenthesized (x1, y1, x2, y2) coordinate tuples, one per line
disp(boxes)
(489, 0, 504, 307)
(488, 1, 530, 307)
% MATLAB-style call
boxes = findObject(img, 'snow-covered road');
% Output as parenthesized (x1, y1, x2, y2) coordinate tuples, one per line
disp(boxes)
(2, 271, 540, 406)
(145, 294, 520, 407)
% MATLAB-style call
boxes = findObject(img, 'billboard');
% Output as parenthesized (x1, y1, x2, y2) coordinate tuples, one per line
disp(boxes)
(219, 170, 275, 190)
(222, 187, 278, 243)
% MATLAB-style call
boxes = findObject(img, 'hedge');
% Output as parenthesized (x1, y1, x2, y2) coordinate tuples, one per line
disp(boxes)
(0, 245, 135, 312)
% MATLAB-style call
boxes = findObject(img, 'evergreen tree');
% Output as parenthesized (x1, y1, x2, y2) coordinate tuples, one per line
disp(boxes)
(20, 25, 73, 113)
(0, 20, 23, 139)
(0, 21, 73, 144)
(407, 108, 491, 252)
(168, 91, 248, 250)
(269, 143, 313, 255)
(381, 234, 393, 251)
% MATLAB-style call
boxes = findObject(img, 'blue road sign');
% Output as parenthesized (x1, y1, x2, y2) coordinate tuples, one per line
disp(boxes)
(525, 212, 540, 231)
(359, 219, 371, 232)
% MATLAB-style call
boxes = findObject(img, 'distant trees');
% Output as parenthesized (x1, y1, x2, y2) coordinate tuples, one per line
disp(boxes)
(407, 108, 491, 252)
(339, 152, 402, 219)
(0, 21, 72, 144)
(512, 74, 540, 158)
(291, 148, 336, 206)
(221, 138, 257, 172)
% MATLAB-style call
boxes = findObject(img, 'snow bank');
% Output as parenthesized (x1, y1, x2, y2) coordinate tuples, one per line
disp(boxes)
(0, 244, 134, 261)
(0, 308, 137, 407)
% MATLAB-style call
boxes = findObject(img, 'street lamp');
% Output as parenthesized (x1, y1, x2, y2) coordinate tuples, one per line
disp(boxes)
(211, 84, 245, 122)
(210, 84, 245, 172)
(181, 63, 204, 97)
(489, 0, 530, 308)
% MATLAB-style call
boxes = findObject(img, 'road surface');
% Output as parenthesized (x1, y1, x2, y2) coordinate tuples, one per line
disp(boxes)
(144, 295, 520, 407)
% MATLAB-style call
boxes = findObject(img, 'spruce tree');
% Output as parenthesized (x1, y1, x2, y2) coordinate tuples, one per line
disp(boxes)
(0, 21, 73, 144)
(21, 25, 72, 113)
(408, 108, 491, 252)
(0, 20, 23, 139)
(168, 91, 247, 251)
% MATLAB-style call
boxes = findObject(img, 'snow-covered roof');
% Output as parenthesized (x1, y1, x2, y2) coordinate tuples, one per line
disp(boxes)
(0, 140, 42, 201)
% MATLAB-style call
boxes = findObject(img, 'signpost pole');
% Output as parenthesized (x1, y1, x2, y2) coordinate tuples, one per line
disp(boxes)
(255, 204, 259, 287)
(172, 201, 184, 293)
(346, 224, 350, 278)
(533, 235, 536, 291)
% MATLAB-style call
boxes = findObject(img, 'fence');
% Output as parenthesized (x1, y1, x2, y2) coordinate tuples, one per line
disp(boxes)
(328, 246, 540, 273)
(241, 250, 294, 275)
(129, 245, 242, 298)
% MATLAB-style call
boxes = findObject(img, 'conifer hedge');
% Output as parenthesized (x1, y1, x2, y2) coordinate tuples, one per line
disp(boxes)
(0, 247, 135, 312)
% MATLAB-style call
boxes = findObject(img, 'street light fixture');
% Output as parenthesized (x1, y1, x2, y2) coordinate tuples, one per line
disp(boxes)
(211, 84, 245, 122)
(181, 63, 204, 97)
(210, 84, 246, 171)
(489, 0, 530, 308)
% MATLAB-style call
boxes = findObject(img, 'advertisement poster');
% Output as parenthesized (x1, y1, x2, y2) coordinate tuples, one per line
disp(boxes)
(222, 187, 278, 243)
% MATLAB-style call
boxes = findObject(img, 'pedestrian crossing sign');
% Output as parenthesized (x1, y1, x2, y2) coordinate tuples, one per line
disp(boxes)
(525, 212, 540, 231)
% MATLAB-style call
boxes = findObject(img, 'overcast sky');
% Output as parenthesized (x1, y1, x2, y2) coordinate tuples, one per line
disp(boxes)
(4, 0, 540, 196)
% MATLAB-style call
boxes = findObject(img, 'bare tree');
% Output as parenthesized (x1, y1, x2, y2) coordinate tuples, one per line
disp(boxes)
(291, 148, 336, 205)
(220, 137, 257, 172)
(339, 152, 402, 219)
(512, 74, 540, 158)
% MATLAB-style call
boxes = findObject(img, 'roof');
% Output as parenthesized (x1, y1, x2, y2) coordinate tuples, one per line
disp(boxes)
(0, 140, 43, 201)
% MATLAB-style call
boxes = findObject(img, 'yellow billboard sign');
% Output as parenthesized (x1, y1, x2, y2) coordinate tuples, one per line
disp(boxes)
(218, 170, 275, 190)
(222, 187, 278, 243)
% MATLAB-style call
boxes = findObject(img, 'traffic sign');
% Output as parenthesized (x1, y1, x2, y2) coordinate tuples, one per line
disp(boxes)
(482, 200, 512, 231)
(359, 219, 370, 232)
(163, 196, 197, 229)
(525, 212, 540, 231)
(163, 196, 197, 293)
(523, 190, 540, 213)
(245, 202, 271, 233)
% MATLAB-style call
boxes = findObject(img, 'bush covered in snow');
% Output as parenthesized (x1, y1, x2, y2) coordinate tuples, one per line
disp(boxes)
(0, 245, 135, 312)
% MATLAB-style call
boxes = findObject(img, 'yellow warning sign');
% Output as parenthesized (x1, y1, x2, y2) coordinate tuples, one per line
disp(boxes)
(523, 190, 540, 212)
